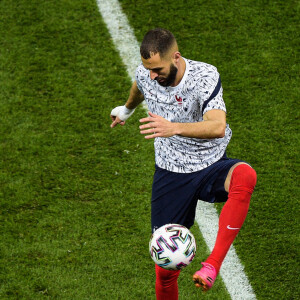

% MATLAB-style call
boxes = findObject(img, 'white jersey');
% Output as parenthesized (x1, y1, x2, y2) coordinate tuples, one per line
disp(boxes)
(135, 58, 232, 173)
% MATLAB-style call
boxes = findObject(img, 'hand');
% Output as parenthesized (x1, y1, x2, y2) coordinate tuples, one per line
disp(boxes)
(139, 112, 176, 139)
(110, 105, 135, 128)
(110, 115, 125, 128)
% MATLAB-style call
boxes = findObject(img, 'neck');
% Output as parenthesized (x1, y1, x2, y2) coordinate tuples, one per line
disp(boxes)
(171, 57, 186, 87)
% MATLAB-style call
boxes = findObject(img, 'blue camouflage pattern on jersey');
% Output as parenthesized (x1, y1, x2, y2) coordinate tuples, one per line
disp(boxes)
(135, 58, 232, 173)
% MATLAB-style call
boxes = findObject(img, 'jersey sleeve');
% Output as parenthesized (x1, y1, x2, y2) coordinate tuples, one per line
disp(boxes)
(201, 70, 226, 115)
(135, 63, 146, 96)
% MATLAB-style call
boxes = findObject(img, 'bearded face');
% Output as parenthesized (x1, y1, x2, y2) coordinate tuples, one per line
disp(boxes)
(155, 63, 178, 87)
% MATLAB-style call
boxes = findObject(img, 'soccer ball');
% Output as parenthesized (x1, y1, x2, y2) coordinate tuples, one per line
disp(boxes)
(149, 224, 196, 270)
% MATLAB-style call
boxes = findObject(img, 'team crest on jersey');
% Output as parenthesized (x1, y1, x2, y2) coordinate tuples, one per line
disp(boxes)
(175, 95, 183, 105)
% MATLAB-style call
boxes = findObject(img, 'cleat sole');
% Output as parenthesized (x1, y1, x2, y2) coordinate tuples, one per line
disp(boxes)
(193, 274, 211, 292)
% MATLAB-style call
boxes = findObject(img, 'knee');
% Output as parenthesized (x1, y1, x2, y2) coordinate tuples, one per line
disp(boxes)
(230, 164, 257, 194)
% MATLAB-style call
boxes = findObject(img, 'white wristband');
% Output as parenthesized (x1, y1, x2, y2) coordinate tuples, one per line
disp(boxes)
(110, 105, 135, 121)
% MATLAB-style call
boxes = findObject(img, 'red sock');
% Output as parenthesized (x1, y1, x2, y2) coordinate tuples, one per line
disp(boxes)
(206, 164, 257, 273)
(155, 265, 180, 300)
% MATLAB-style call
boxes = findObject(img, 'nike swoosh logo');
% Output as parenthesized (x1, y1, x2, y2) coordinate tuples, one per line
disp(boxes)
(227, 225, 240, 230)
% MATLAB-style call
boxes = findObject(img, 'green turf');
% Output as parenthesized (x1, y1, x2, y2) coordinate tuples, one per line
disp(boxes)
(0, 0, 157, 298)
(0, 0, 299, 299)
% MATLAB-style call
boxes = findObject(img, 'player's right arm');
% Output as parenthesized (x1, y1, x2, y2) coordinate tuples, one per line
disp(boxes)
(110, 81, 144, 128)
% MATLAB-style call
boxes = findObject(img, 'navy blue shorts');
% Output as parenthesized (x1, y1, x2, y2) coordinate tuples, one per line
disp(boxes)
(151, 154, 243, 232)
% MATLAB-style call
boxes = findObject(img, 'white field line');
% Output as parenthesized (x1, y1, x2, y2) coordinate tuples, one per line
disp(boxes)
(96, 0, 140, 81)
(96, 0, 256, 299)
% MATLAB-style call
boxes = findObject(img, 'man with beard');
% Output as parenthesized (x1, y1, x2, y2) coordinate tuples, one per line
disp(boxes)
(110, 28, 257, 300)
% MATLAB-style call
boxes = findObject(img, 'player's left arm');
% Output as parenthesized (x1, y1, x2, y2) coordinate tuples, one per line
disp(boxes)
(139, 109, 226, 139)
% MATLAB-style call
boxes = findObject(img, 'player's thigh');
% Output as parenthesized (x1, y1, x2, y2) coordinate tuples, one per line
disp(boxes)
(151, 167, 198, 232)
(195, 157, 243, 203)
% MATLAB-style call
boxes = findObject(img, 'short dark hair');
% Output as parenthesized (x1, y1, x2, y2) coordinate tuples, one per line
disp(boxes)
(140, 28, 176, 59)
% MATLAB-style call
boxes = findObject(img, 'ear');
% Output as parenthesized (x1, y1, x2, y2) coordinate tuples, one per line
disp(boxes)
(173, 51, 181, 64)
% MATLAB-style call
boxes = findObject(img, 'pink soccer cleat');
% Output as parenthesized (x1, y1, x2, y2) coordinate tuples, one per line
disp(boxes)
(193, 262, 217, 291)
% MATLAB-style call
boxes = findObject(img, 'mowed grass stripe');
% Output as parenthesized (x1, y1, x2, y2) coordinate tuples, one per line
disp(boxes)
(0, 0, 153, 299)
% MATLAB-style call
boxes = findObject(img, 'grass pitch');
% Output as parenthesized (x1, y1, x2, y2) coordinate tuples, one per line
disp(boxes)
(0, 0, 299, 299)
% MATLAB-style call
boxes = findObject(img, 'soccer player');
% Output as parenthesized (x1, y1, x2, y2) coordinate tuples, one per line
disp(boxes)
(110, 28, 257, 299)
